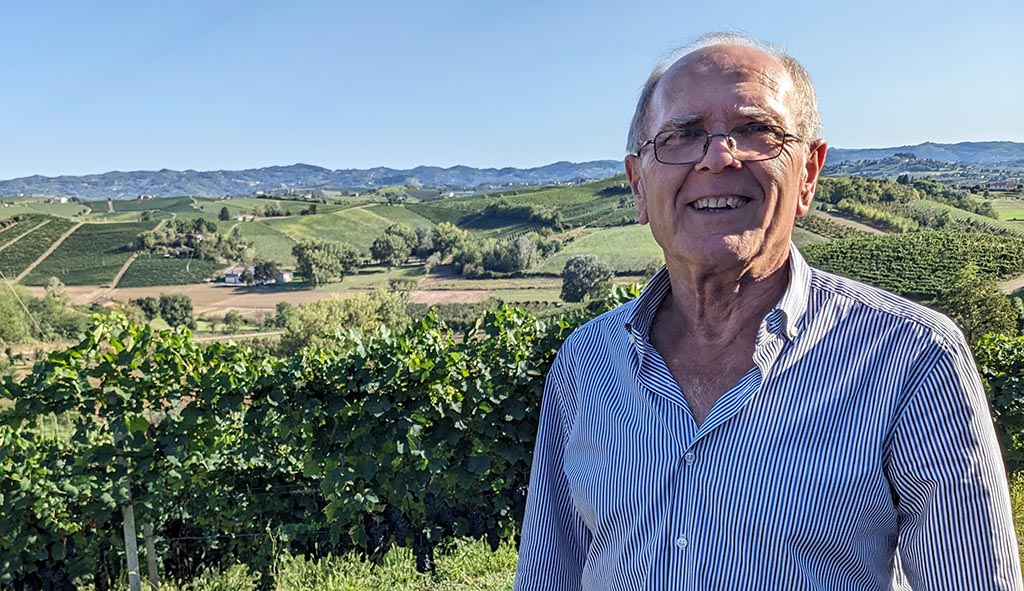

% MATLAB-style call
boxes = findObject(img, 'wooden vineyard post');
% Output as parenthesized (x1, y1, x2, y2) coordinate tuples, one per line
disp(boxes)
(143, 522, 159, 589)
(113, 428, 142, 591)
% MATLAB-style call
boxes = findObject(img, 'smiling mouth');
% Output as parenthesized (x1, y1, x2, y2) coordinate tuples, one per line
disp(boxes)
(689, 196, 750, 211)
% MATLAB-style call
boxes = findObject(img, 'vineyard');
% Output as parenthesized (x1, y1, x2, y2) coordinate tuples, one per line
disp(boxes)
(2, 294, 1023, 590)
(0, 216, 77, 279)
(23, 221, 159, 286)
(0, 301, 597, 589)
(116, 256, 227, 288)
(802, 231, 1024, 300)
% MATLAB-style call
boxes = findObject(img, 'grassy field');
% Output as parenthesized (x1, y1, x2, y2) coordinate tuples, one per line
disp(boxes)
(108, 196, 196, 213)
(234, 220, 300, 266)
(0, 202, 90, 219)
(266, 206, 434, 253)
(906, 200, 1024, 238)
(989, 198, 1024, 222)
(23, 221, 158, 286)
(320, 265, 424, 290)
(792, 226, 831, 247)
(538, 224, 663, 274)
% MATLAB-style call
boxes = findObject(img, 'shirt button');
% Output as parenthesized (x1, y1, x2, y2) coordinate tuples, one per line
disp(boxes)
(684, 451, 696, 465)
(675, 537, 688, 549)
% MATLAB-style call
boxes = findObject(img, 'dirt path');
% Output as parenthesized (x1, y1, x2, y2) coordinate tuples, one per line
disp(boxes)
(809, 210, 885, 234)
(106, 219, 166, 292)
(16, 222, 83, 281)
(1001, 275, 1024, 295)
(193, 330, 284, 342)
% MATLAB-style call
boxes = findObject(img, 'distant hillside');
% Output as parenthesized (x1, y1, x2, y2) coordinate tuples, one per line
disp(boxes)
(4, 141, 1022, 200)
(828, 141, 1024, 166)
(0, 161, 624, 200)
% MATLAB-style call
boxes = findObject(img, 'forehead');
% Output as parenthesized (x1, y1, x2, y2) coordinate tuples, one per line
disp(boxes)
(649, 45, 796, 130)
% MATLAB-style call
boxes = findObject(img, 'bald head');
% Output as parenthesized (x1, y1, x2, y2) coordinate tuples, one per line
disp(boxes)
(626, 33, 821, 154)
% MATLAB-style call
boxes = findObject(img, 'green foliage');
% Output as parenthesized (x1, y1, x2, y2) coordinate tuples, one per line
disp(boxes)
(0, 216, 77, 279)
(118, 256, 226, 287)
(0, 286, 32, 344)
(26, 221, 160, 286)
(292, 239, 361, 287)
(561, 255, 613, 302)
(277, 291, 410, 356)
(940, 265, 1019, 343)
(802, 231, 1024, 301)
(370, 225, 415, 268)
(219, 206, 231, 221)
(133, 296, 160, 321)
(831, 199, 918, 233)
(159, 293, 195, 329)
(794, 213, 869, 240)
(974, 335, 1024, 467)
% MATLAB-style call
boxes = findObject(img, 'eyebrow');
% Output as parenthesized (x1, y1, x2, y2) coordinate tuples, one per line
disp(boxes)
(735, 106, 785, 126)
(659, 115, 705, 132)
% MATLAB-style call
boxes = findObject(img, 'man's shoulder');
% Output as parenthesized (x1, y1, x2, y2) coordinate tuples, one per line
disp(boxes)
(560, 298, 639, 353)
(807, 265, 964, 344)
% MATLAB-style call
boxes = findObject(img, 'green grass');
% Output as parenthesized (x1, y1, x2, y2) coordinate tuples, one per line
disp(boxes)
(364, 204, 436, 230)
(138, 474, 1024, 589)
(151, 537, 516, 591)
(905, 200, 1024, 238)
(117, 256, 227, 287)
(105, 196, 199, 213)
(23, 221, 158, 286)
(0, 203, 90, 220)
(321, 265, 424, 290)
(538, 224, 663, 274)
(266, 206, 433, 253)
(791, 226, 831, 248)
(989, 198, 1024, 222)
(234, 221, 299, 267)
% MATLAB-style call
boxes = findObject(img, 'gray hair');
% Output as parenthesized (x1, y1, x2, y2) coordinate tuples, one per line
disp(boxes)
(625, 32, 822, 154)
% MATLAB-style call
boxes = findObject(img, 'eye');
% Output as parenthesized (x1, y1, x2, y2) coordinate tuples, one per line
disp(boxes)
(658, 128, 705, 144)
(733, 123, 776, 136)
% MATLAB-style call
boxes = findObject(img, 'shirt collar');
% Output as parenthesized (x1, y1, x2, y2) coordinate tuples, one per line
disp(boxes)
(624, 243, 811, 345)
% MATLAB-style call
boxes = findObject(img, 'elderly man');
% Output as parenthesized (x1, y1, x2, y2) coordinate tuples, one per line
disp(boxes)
(514, 33, 1021, 590)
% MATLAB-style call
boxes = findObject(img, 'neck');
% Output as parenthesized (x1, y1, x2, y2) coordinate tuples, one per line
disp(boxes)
(661, 252, 791, 346)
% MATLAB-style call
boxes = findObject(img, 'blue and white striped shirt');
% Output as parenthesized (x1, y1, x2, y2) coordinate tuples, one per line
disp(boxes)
(515, 247, 1021, 591)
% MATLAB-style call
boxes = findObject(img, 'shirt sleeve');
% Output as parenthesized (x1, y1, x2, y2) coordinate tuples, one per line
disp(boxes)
(514, 355, 592, 591)
(886, 334, 1023, 591)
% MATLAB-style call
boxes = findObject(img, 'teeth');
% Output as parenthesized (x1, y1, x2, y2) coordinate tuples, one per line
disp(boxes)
(691, 197, 747, 210)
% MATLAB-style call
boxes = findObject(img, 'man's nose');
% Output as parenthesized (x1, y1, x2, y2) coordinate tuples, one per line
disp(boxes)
(695, 134, 739, 172)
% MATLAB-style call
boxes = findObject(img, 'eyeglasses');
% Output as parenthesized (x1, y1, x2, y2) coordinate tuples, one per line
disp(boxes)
(634, 124, 802, 165)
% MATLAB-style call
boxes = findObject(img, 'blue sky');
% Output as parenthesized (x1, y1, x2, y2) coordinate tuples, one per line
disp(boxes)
(1, 0, 1021, 180)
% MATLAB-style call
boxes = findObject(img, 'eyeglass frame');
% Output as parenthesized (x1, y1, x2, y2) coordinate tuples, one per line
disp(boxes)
(633, 124, 804, 165)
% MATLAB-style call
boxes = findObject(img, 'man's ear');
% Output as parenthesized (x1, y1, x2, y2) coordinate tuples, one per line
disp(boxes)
(625, 155, 649, 225)
(796, 140, 828, 217)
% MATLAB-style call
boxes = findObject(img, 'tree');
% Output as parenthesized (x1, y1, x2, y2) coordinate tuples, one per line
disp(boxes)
(0, 287, 32, 344)
(413, 226, 434, 257)
(371, 233, 413, 269)
(561, 255, 613, 302)
(253, 260, 280, 284)
(292, 239, 361, 287)
(132, 296, 160, 321)
(223, 309, 245, 333)
(218, 206, 231, 221)
(277, 290, 410, 355)
(431, 222, 471, 258)
(158, 293, 195, 329)
(940, 265, 1017, 343)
